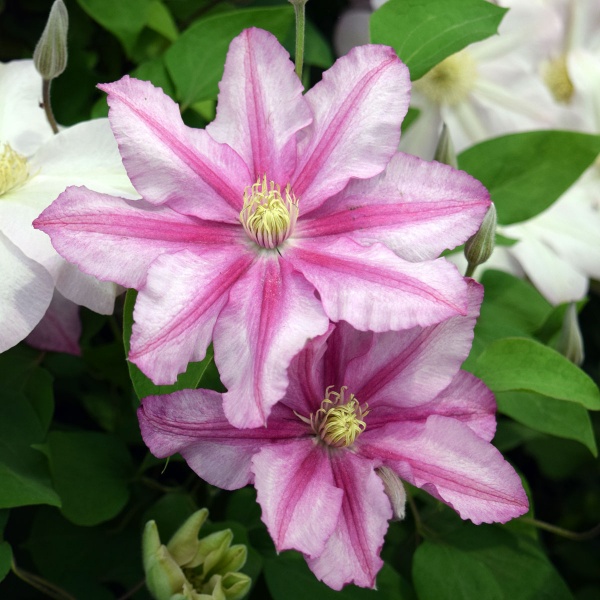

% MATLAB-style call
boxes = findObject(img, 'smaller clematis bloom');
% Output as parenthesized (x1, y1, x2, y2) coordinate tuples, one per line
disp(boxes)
(138, 281, 528, 590)
(35, 28, 490, 428)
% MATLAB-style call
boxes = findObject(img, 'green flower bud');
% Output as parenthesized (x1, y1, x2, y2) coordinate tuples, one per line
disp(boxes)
(464, 202, 497, 276)
(556, 303, 584, 366)
(433, 123, 458, 169)
(167, 509, 209, 567)
(33, 0, 69, 81)
(142, 510, 250, 600)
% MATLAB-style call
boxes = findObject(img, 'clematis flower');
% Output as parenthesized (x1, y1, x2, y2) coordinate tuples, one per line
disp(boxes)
(138, 280, 528, 590)
(0, 59, 136, 354)
(35, 28, 490, 427)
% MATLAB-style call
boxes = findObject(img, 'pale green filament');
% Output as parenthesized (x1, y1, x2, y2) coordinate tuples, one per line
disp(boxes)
(0, 143, 28, 196)
(240, 175, 298, 249)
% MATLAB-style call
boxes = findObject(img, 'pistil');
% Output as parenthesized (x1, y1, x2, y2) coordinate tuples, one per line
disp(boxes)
(0, 143, 29, 196)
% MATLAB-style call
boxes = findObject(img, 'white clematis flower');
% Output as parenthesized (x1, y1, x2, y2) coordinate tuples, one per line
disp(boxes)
(0, 60, 137, 353)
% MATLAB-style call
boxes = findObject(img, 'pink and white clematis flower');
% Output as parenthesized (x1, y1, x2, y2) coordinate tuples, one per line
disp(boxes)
(138, 280, 528, 590)
(35, 28, 490, 428)
(0, 59, 136, 354)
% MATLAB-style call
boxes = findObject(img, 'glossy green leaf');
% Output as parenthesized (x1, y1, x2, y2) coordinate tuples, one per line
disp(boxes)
(370, 0, 506, 80)
(146, 0, 178, 42)
(123, 289, 220, 399)
(413, 525, 573, 600)
(496, 391, 597, 456)
(265, 552, 409, 599)
(46, 431, 133, 526)
(76, 0, 152, 54)
(459, 131, 600, 224)
(165, 6, 294, 108)
(0, 349, 60, 509)
(474, 338, 600, 410)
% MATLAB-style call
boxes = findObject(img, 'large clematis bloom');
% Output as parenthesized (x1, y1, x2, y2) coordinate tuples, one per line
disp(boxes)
(35, 28, 490, 428)
(0, 59, 136, 354)
(138, 280, 528, 590)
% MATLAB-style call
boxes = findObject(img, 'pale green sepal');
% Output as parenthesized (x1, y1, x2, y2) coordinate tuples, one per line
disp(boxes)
(213, 545, 247, 576)
(464, 202, 497, 269)
(189, 529, 232, 570)
(145, 545, 187, 600)
(200, 574, 226, 600)
(221, 572, 252, 600)
(556, 303, 584, 366)
(33, 0, 69, 80)
(433, 122, 458, 169)
(167, 508, 209, 567)
(143, 520, 164, 572)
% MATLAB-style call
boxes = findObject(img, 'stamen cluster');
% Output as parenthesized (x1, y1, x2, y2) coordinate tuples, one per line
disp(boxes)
(0, 143, 29, 196)
(240, 175, 298, 249)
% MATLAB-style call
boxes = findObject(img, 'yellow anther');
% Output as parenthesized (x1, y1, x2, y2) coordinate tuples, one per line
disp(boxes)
(305, 386, 370, 448)
(414, 51, 478, 106)
(542, 56, 574, 104)
(240, 175, 298, 249)
(0, 143, 29, 196)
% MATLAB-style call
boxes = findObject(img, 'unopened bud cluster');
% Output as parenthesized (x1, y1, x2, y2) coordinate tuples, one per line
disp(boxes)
(143, 508, 251, 600)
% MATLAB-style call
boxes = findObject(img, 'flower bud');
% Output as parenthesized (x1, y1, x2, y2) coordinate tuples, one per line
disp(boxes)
(434, 123, 458, 169)
(376, 466, 406, 521)
(556, 303, 584, 366)
(142, 510, 250, 600)
(464, 202, 497, 273)
(33, 0, 69, 81)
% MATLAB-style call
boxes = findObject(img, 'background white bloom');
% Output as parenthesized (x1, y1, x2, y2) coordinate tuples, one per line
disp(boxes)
(0, 59, 137, 353)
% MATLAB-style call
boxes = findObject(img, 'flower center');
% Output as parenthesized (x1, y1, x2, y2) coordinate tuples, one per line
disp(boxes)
(0, 143, 29, 196)
(542, 56, 574, 104)
(240, 175, 298, 249)
(300, 386, 369, 448)
(414, 51, 478, 106)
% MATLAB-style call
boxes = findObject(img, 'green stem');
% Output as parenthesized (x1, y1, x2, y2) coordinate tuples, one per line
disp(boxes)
(464, 263, 476, 278)
(521, 518, 600, 541)
(42, 79, 59, 134)
(292, 0, 307, 81)
(11, 559, 77, 600)
(117, 579, 146, 600)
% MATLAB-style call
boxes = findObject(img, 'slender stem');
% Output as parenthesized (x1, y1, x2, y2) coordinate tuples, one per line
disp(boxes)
(292, 0, 307, 81)
(11, 559, 77, 600)
(405, 489, 424, 543)
(42, 79, 59, 134)
(521, 518, 600, 541)
(465, 263, 476, 278)
(117, 578, 146, 600)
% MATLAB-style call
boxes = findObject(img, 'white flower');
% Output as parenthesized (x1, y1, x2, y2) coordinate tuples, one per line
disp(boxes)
(0, 60, 137, 353)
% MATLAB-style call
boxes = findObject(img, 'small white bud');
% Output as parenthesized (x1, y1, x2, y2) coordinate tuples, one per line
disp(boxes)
(556, 303, 584, 366)
(376, 466, 406, 521)
(434, 123, 458, 169)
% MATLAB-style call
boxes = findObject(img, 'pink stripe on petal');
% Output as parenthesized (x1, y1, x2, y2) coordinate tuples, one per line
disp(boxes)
(292, 45, 410, 215)
(100, 76, 250, 222)
(215, 256, 329, 428)
(34, 187, 242, 289)
(139, 389, 303, 490)
(296, 153, 490, 261)
(207, 28, 312, 185)
(253, 441, 343, 558)
(286, 238, 468, 332)
(361, 416, 528, 525)
(306, 452, 391, 590)
(130, 248, 253, 385)
(344, 281, 482, 410)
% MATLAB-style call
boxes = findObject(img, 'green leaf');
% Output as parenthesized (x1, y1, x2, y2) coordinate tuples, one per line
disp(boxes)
(46, 431, 133, 526)
(496, 391, 597, 456)
(413, 525, 573, 600)
(165, 6, 294, 108)
(265, 552, 409, 599)
(0, 350, 60, 509)
(146, 0, 178, 42)
(132, 57, 176, 98)
(0, 542, 11, 583)
(459, 131, 600, 224)
(370, 0, 506, 81)
(76, 0, 152, 54)
(123, 289, 220, 399)
(474, 338, 600, 410)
